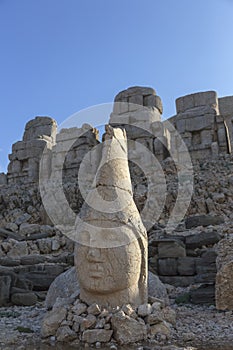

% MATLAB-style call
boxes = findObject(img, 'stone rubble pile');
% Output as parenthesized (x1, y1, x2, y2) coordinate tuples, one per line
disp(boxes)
(41, 295, 176, 346)
(1, 292, 233, 349)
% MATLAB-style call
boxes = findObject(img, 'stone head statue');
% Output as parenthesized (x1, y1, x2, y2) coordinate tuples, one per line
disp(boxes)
(74, 125, 148, 307)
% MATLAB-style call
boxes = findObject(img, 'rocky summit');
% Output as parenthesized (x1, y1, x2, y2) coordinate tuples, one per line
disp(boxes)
(1, 86, 233, 349)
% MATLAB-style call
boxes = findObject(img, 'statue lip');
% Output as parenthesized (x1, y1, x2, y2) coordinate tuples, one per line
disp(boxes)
(89, 270, 104, 278)
(88, 262, 104, 278)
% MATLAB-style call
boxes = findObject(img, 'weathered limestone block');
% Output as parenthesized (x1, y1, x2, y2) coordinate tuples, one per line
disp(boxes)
(200, 249, 217, 264)
(219, 96, 233, 117)
(129, 94, 144, 109)
(195, 257, 217, 275)
(12, 141, 26, 152)
(176, 91, 218, 114)
(144, 95, 163, 114)
(74, 126, 148, 308)
(158, 240, 186, 258)
(51, 125, 99, 183)
(111, 87, 163, 147)
(23, 116, 57, 142)
(18, 264, 65, 291)
(45, 267, 80, 310)
(185, 231, 221, 249)
(11, 292, 38, 306)
(158, 258, 178, 276)
(176, 119, 186, 133)
(145, 312, 163, 325)
(8, 160, 21, 173)
(217, 125, 228, 147)
(110, 108, 161, 134)
(177, 257, 196, 276)
(185, 214, 224, 229)
(56, 326, 77, 342)
(114, 86, 156, 102)
(172, 91, 223, 159)
(150, 321, 171, 337)
(180, 132, 192, 147)
(19, 223, 40, 236)
(82, 329, 113, 343)
(148, 272, 169, 304)
(7, 116, 57, 183)
(0, 275, 11, 305)
(195, 273, 216, 284)
(215, 237, 233, 270)
(137, 303, 152, 317)
(211, 141, 219, 157)
(216, 261, 233, 310)
(111, 311, 147, 344)
(185, 114, 215, 132)
(7, 241, 28, 258)
(0, 173, 7, 185)
(159, 276, 196, 287)
(41, 307, 67, 337)
(201, 129, 214, 145)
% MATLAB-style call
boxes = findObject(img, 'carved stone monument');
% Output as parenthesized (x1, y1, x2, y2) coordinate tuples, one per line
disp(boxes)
(74, 125, 148, 307)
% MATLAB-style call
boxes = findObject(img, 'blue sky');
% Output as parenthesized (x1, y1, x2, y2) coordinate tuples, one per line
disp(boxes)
(0, 0, 233, 172)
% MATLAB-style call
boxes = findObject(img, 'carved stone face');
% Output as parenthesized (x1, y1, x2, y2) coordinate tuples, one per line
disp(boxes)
(76, 231, 141, 294)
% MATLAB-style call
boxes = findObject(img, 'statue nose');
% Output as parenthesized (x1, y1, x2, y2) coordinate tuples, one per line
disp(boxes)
(87, 247, 101, 261)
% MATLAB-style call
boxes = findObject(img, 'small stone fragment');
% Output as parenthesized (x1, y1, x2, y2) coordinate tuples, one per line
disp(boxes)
(137, 303, 152, 317)
(56, 326, 77, 342)
(87, 303, 101, 315)
(41, 307, 67, 338)
(82, 329, 113, 343)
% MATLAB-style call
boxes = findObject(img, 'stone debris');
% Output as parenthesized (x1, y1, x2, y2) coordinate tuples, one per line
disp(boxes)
(41, 295, 174, 345)
(171, 302, 233, 347)
(0, 299, 233, 349)
(0, 304, 46, 349)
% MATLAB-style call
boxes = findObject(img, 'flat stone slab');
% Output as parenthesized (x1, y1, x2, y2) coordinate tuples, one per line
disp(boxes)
(158, 240, 186, 258)
(185, 231, 221, 249)
(185, 215, 224, 229)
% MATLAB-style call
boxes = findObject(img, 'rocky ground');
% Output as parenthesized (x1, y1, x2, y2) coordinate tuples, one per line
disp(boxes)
(0, 290, 233, 350)
(0, 303, 45, 350)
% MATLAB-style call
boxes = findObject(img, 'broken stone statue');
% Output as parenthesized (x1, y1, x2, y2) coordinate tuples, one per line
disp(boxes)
(74, 125, 148, 307)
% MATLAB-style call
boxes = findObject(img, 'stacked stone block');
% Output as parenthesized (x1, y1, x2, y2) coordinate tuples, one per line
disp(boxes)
(218, 96, 233, 153)
(110, 86, 168, 162)
(171, 91, 219, 160)
(49, 125, 100, 214)
(7, 117, 57, 184)
(169, 91, 233, 159)
(52, 124, 99, 181)
(148, 229, 221, 304)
